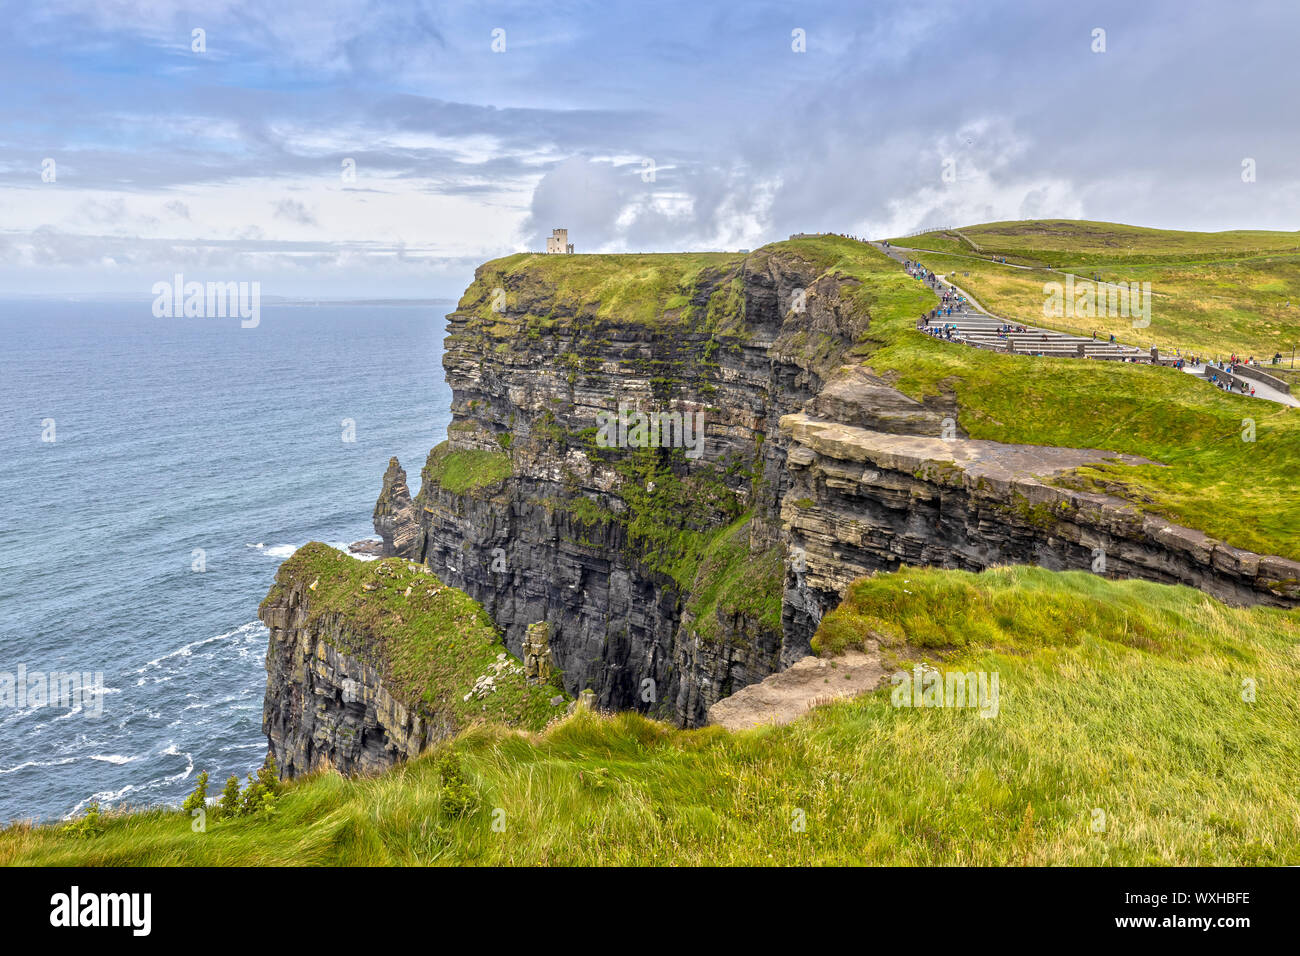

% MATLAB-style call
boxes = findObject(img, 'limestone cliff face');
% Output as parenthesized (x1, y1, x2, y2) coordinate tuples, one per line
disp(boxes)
(374, 247, 945, 725)
(260, 578, 452, 778)
(371, 244, 1300, 732)
(779, 414, 1300, 629)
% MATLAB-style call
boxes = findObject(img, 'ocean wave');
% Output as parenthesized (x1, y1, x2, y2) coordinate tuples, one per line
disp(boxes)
(135, 621, 264, 673)
(247, 542, 299, 559)
(251, 539, 378, 560)
(0, 756, 80, 776)
(69, 782, 141, 818)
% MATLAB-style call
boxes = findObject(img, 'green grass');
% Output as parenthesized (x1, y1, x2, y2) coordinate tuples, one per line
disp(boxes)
(9, 566, 1296, 865)
(896, 248, 1300, 360)
(894, 219, 1300, 267)
(419, 442, 512, 495)
(260, 543, 562, 730)
(459, 250, 747, 332)
(761, 235, 1300, 561)
(888, 219, 1300, 358)
(681, 515, 784, 644)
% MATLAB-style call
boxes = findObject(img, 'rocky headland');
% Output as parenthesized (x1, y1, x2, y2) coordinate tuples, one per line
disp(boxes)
(263, 238, 1300, 777)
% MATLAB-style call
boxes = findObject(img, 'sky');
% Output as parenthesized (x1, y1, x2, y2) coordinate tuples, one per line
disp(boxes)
(1, 0, 1297, 298)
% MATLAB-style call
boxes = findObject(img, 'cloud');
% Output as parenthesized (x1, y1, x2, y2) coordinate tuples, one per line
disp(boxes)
(77, 197, 129, 226)
(2, 0, 1300, 297)
(272, 199, 318, 227)
(521, 157, 778, 252)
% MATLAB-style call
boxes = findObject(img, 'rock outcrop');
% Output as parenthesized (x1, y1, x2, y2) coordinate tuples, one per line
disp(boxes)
(374, 245, 895, 726)
(522, 622, 554, 683)
(259, 543, 562, 779)
(779, 413, 1300, 644)
(368, 243, 1300, 732)
(373, 457, 424, 559)
(260, 575, 452, 778)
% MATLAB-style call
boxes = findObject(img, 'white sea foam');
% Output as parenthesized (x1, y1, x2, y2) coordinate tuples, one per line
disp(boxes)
(0, 756, 80, 776)
(69, 782, 141, 817)
(90, 754, 141, 765)
(135, 621, 262, 672)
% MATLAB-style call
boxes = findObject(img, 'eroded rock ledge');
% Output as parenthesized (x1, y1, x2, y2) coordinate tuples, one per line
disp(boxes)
(259, 544, 561, 778)
(260, 580, 452, 777)
(779, 413, 1300, 635)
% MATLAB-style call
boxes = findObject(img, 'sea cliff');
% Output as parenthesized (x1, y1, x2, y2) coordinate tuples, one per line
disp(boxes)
(263, 237, 1300, 776)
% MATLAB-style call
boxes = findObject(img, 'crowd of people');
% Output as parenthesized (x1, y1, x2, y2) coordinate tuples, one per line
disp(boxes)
(1207, 371, 1257, 396)
(923, 323, 962, 341)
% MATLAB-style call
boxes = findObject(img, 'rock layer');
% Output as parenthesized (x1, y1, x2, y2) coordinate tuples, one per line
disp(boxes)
(375, 246, 894, 726)
(260, 578, 452, 778)
(779, 413, 1300, 639)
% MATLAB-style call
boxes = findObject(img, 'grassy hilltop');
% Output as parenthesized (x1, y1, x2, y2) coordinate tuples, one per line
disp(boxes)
(445, 231, 1300, 561)
(4, 566, 1296, 865)
(794, 233, 1298, 562)
(890, 220, 1300, 359)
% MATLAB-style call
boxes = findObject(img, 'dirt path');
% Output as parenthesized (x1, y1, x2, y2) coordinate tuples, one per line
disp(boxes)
(706, 647, 887, 731)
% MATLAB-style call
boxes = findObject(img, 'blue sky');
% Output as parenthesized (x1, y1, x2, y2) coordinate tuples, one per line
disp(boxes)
(2, 0, 1297, 297)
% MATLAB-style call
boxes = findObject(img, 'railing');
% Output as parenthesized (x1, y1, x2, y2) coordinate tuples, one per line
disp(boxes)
(897, 224, 954, 238)
(1229, 364, 1291, 395)
(1200, 366, 1262, 393)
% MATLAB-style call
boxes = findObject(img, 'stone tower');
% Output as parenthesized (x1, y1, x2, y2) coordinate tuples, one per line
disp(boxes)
(545, 228, 574, 254)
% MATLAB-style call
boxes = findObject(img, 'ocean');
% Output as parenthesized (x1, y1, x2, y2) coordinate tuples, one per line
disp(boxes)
(0, 299, 452, 823)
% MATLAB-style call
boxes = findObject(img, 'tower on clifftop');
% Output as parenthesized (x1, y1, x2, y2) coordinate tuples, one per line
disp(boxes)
(545, 228, 574, 254)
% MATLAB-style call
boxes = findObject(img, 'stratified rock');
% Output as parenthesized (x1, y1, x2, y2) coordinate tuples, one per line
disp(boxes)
(778, 413, 1300, 639)
(260, 577, 453, 778)
(373, 457, 423, 560)
(373, 246, 877, 726)
(347, 538, 384, 557)
(522, 622, 554, 683)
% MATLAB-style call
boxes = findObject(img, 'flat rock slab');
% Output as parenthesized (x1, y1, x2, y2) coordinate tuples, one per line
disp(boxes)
(780, 413, 1154, 482)
(707, 650, 886, 731)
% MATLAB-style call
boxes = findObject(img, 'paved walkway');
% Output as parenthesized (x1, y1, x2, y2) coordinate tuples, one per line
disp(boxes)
(1181, 363, 1298, 407)
(871, 241, 1298, 407)
(706, 649, 886, 731)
